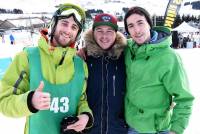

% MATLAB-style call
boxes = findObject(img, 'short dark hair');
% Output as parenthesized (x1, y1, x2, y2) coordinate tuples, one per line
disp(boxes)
(124, 6, 153, 34)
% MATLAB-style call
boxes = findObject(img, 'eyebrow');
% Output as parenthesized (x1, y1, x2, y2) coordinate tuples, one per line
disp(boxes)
(127, 19, 144, 26)
(72, 23, 79, 29)
(137, 20, 144, 23)
(60, 20, 79, 28)
(127, 22, 133, 27)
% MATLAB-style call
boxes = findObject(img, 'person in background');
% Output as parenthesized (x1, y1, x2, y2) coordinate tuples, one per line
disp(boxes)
(178, 33, 183, 48)
(0, 3, 93, 134)
(2, 34, 5, 44)
(124, 6, 194, 134)
(78, 13, 128, 134)
(0, 34, 2, 44)
(172, 31, 179, 49)
(9, 33, 15, 45)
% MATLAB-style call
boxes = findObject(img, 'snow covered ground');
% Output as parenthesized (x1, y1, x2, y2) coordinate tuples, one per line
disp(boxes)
(0, 46, 200, 133)
(176, 48, 200, 134)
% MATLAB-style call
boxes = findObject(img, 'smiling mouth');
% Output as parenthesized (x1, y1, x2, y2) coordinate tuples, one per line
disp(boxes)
(100, 39, 109, 43)
(135, 34, 143, 38)
(101, 41, 109, 43)
(61, 32, 70, 38)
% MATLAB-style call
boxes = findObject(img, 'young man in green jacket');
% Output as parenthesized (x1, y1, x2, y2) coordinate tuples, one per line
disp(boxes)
(0, 3, 93, 134)
(124, 6, 194, 134)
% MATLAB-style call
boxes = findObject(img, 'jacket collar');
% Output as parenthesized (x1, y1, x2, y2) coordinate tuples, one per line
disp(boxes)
(38, 36, 76, 56)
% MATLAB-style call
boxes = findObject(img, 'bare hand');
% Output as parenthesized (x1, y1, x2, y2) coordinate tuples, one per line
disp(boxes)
(76, 48, 86, 60)
(66, 114, 89, 132)
(32, 81, 51, 110)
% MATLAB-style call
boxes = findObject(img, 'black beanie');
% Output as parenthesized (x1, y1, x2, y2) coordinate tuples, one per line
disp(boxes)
(124, 6, 153, 35)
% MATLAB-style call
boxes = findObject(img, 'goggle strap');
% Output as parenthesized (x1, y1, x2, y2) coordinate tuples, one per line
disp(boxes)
(49, 16, 59, 42)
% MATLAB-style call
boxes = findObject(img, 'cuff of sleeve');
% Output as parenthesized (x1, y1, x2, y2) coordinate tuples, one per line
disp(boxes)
(81, 112, 93, 129)
(170, 125, 184, 134)
(27, 91, 38, 113)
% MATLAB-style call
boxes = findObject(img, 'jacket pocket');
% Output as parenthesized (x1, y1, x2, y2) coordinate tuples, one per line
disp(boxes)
(154, 110, 171, 131)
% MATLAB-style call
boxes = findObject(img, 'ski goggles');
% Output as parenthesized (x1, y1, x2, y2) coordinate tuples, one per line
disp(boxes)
(56, 8, 85, 28)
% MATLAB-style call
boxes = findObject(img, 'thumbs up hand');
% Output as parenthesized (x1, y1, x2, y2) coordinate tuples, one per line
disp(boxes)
(32, 81, 51, 110)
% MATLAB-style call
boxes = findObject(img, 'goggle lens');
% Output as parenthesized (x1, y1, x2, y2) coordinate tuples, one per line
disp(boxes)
(58, 9, 82, 23)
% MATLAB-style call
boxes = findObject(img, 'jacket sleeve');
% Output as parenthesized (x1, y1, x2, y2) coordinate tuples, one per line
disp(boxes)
(162, 53, 194, 134)
(0, 51, 33, 117)
(77, 61, 93, 128)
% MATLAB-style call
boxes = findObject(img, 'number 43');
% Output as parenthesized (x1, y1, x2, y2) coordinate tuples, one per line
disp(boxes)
(50, 97, 69, 113)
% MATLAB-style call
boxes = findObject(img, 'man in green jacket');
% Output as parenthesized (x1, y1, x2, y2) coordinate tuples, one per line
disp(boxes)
(124, 6, 194, 134)
(0, 3, 93, 134)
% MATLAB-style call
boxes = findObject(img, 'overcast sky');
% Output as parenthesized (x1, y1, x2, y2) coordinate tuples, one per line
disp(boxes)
(0, 0, 198, 16)
(0, 0, 57, 12)
(0, 0, 169, 14)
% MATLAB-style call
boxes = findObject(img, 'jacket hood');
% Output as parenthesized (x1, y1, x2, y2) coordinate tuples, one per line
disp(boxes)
(151, 26, 171, 44)
(84, 29, 127, 59)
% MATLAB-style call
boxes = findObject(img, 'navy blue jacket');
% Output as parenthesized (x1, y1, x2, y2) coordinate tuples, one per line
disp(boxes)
(84, 30, 128, 134)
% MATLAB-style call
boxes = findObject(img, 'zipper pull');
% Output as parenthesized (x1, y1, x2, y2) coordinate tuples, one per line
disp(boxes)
(58, 51, 67, 65)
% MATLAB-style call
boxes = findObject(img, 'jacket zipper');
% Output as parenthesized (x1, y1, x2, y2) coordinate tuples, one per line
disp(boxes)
(113, 75, 116, 96)
(58, 51, 67, 65)
(105, 56, 109, 134)
(101, 56, 104, 134)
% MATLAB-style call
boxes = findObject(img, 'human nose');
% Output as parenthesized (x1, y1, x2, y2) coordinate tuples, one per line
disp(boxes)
(100, 32, 108, 38)
(134, 26, 140, 34)
(63, 26, 72, 34)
